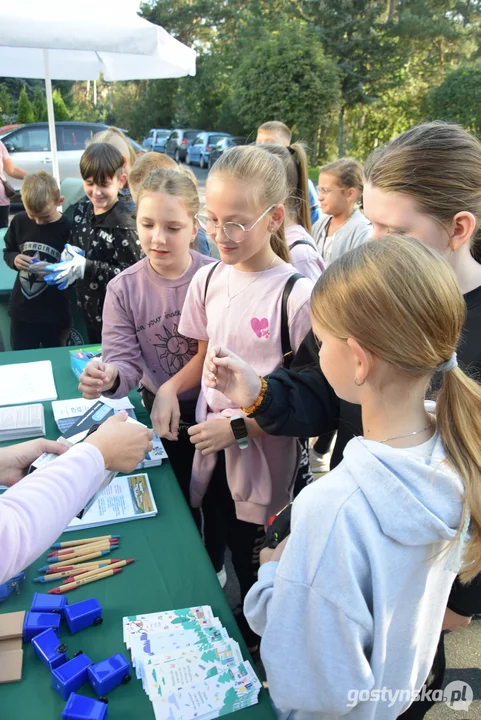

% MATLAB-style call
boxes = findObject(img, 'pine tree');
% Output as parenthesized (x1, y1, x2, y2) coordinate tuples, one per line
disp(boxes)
(52, 88, 70, 121)
(17, 85, 35, 124)
(33, 85, 48, 122)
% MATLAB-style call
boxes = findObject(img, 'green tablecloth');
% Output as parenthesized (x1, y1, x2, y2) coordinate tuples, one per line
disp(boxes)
(0, 347, 275, 720)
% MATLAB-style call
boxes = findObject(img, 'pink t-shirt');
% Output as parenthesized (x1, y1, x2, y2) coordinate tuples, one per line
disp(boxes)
(179, 261, 313, 524)
(0, 141, 10, 207)
(179, 261, 313, 413)
(286, 224, 326, 282)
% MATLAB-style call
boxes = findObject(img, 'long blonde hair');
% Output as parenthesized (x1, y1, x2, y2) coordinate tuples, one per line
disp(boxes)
(210, 145, 291, 263)
(311, 235, 481, 582)
(364, 121, 481, 263)
(259, 143, 311, 233)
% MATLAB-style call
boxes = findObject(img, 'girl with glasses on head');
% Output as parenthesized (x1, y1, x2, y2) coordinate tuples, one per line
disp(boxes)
(178, 144, 313, 649)
(313, 157, 371, 266)
(77, 169, 215, 527)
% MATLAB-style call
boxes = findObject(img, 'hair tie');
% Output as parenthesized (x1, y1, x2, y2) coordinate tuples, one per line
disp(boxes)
(436, 352, 458, 373)
(287, 145, 297, 157)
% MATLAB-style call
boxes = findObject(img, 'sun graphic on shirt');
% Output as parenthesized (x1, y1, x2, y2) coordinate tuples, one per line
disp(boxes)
(154, 324, 197, 376)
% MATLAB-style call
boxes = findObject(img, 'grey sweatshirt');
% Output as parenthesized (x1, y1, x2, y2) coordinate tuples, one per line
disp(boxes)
(245, 433, 465, 719)
(312, 209, 371, 264)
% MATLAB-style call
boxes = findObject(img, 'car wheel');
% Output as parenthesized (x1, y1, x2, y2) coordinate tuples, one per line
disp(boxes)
(174, 149, 180, 162)
(199, 154, 206, 170)
(185, 152, 191, 165)
(208, 156, 212, 170)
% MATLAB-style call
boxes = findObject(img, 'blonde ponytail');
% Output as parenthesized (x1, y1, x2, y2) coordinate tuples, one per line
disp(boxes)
(270, 227, 291, 263)
(311, 235, 481, 582)
(436, 369, 481, 582)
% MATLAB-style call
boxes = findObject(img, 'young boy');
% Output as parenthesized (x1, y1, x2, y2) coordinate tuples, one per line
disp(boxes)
(46, 143, 141, 343)
(3, 171, 71, 350)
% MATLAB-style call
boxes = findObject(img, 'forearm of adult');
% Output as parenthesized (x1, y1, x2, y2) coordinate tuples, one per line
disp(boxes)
(254, 366, 339, 439)
(0, 443, 105, 583)
(3, 157, 27, 180)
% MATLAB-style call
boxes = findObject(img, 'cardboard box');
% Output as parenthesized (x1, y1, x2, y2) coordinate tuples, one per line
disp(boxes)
(69, 346, 102, 380)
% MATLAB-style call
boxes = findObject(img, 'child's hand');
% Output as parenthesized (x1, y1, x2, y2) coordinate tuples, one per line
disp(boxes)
(0, 438, 68, 487)
(78, 360, 119, 399)
(14, 254, 33, 271)
(84, 412, 153, 473)
(188, 418, 235, 456)
(204, 346, 262, 409)
(151, 385, 181, 441)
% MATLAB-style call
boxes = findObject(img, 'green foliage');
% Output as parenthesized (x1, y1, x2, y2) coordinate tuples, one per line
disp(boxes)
(52, 89, 70, 121)
(17, 86, 34, 124)
(425, 64, 481, 134)
(0, 85, 12, 122)
(32, 86, 48, 122)
(231, 24, 341, 159)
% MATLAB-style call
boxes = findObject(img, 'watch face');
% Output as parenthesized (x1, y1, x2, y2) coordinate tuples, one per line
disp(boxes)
(231, 417, 248, 441)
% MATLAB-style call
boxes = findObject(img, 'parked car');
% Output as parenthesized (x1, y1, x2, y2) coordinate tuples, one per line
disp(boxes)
(164, 129, 203, 162)
(207, 135, 254, 169)
(186, 132, 232, 169)
(142, 128, 171, 153)
(1, 122, 140, 203)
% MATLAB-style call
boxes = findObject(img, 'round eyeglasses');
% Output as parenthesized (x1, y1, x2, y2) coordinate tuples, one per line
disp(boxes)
(195, 205, 275, 243)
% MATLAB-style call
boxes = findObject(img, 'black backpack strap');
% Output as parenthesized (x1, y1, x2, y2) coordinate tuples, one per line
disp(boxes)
(203, 261, 221, 305)
(281, 273, 303, 368)
(289, 239, 318, 252)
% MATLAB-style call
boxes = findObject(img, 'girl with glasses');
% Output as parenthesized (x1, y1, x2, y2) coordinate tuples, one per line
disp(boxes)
(178, 145, 313, 649)
(313, 157, 371, 265)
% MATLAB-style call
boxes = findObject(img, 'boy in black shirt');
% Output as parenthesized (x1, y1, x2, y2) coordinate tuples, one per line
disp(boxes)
(45, 143, 140, 343)
(3, 171, 71, 350)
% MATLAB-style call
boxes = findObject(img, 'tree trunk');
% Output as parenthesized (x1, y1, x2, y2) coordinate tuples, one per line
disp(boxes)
(338, 106, 345, 157)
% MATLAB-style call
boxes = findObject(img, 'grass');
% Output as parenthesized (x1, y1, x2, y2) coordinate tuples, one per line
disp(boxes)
(308, 166, 319, 182)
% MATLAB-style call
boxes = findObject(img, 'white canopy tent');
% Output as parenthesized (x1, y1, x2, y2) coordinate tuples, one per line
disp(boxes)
(0, 0, 196, 181)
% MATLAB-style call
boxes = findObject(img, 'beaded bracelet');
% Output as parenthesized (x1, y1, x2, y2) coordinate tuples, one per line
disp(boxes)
(241, 377, 268, 416)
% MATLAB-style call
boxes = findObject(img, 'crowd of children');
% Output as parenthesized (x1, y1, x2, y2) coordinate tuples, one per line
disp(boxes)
(2, 118, 481, 720)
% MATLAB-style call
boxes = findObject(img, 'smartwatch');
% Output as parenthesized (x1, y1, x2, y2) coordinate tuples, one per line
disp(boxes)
(230, 416, 248, 450)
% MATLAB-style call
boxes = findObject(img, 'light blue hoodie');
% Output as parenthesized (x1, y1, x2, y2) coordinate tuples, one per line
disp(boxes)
(245, 433, 466, 719)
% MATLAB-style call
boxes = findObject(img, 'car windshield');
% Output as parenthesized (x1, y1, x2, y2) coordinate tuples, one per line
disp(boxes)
(157, 131, 170, 138)
(209, 135, 228, 145)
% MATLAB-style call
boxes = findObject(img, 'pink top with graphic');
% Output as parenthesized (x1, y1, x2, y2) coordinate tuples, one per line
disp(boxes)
(286, 224, 325, 282)
(179, 261, 313, 524)
(0, 141, 10, 207)
(102, 251, 215, 400)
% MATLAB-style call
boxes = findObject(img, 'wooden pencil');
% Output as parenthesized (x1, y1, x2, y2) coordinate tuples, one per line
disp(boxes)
(49, 568, 122, 594)
(50, 535, 120, 549)
(46, 549, 114, 569)
(47, 541, 118, 560)
(63, 558, 134, 583)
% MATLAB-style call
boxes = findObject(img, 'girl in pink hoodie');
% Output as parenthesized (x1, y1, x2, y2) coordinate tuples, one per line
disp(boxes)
(178, 145, 313, 649)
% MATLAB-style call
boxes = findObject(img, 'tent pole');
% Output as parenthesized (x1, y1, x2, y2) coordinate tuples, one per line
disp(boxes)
(43, 49, 60, 185)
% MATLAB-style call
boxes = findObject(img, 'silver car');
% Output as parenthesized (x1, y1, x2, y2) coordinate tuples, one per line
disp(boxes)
(0, 122, 141, 203)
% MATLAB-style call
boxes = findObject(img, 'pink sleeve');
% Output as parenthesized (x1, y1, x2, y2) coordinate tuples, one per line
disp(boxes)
(101, 281, 144, 399)
(178, 266, 210, 342)
(0, 443, 105, 583)
(288, 278, 314, 353)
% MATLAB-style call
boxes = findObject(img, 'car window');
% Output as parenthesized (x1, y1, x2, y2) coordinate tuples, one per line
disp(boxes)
(7, 127, 50, 152)
(170, 132, 179, 140)
(184, 131, 199, 142)
(193, 136, 204, 145)
(149, 130, 155, 138)
(158, 131, 170, 138)
(59, 125, 97, 151)
(209, 135, 228, 145)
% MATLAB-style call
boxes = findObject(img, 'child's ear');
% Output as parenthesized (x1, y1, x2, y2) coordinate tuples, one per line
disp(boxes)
(269, 204, 285, 232)
(118, 172, 128, 189)
(58, 195, 65, 207)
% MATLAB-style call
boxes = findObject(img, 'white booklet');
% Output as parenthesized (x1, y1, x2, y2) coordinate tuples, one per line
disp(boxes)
(0, 403, 45, 441)
(0, 360, 57, 406)
(66, 472, 158, 532)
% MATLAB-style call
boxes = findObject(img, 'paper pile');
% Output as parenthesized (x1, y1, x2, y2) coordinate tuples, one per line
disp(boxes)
(123, 605, 261, 719)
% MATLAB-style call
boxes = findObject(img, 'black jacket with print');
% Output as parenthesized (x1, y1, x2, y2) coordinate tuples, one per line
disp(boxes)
(70, 199, 141, 330)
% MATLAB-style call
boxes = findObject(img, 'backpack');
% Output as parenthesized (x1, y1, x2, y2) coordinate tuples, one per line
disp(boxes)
(203, 262, 302, 369)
